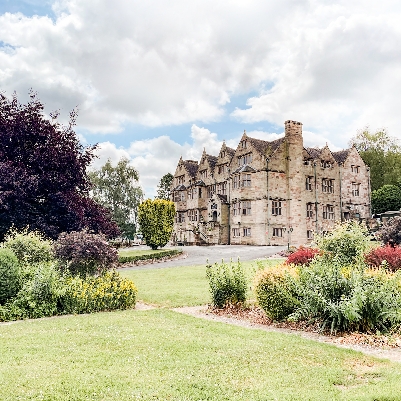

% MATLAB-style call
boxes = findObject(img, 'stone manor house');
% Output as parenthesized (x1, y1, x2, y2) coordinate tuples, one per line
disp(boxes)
(171, 120, 371, 246)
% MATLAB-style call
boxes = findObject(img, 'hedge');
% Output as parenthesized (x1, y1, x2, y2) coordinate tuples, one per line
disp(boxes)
(118, 249, 182, 264)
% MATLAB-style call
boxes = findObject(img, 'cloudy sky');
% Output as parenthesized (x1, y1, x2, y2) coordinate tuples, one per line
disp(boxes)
(1, 1, 400, 197)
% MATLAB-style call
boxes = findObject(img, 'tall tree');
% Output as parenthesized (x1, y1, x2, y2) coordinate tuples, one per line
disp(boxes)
(156, 173, 173, 200)
(138, 199, 175, 249)
(349, 128, 401, 191)
(89, 157, 144, 239)
(0, 91, 119, 240)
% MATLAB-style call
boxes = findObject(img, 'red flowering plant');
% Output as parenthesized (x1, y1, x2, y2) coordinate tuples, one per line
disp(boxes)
(284, 246, 320, 266)
(364, 245, 401, 272)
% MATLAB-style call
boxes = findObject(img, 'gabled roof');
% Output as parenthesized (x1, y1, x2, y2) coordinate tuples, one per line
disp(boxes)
(206, 155, 218, 170)
(332, 150, 350, 164)
(248, 137, 284, 157)
(305, 147, 323, 159)
(173, 184, 187, 191)
(231, 165, 257, 174)
(182, 160, 198, 177)
(226, 146, 236, 157)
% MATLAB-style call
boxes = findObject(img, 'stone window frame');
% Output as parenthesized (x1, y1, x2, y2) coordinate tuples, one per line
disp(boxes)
(233, 174, 239, 189)
(232, 228, 240, 237)
(271, 200, 282, 216)
(352, 182, 360, 196)
(207, 184, 216, 198)
(217, 182, 227, 195)
(243, 227, 251, 237)
(273, 227, 284, 237)
(351, 165, 360, 173)
(174, 191, 185, 202)
(188, 209, 198, 222)
(320, 160, 332, 168)
(176, 175, 185, 185)
(307, 230, 313, 240)
(241, 173, 252, 187)
(322, 178, 334, 193)
(323, 204, 334, 220)
(241, 201, 252, 215)
(187, 187, 196, 200)
(175, 212, 186, 223)
(305, 176, 313, 191)
(238, 153, 253, 167)
(306, 202, 314, 218)
(200, 169, 208, 179)
(232, 202, 241, 216)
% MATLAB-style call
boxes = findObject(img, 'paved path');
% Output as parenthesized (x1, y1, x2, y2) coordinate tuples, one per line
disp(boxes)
(121, 244, 287, 270)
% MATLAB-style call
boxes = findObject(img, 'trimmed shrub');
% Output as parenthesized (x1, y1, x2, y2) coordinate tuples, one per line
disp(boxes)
(365, 245, 401, 272)
(0, 248, 20, 304)
(254, 264, 299, 321)
(118, 249, 182, 264)
(285, 246, 320, 266)
(206, 260, 247, 308)
(3, 228, 53, 266)
(315, 221, 371, 266)
(60, 270, 137, 314)
(54, 230, 118, 276)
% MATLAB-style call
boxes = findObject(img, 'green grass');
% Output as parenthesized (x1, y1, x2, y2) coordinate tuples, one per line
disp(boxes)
(1, 308, 401, 400)
(120, 259, 283, 307)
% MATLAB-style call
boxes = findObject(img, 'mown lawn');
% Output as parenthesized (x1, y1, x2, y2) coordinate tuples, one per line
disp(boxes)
(120, 259, 282, 307)
(1, 308, 401, 401)
(2, 257, 401, 400)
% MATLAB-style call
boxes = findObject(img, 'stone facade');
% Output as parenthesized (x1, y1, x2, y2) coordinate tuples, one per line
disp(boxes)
(171, 120, 371, 246)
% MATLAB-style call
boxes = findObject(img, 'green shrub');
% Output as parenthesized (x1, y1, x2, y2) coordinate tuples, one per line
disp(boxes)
(60, 270, 137, 314)
(0, 248, 20, 304)
(315, 221, 371, 266)
(54, 230, 118, 277)
(2, 228, 53, 266)
(291, 259, 401, 333)
(118, 249, 182, 264)
(206, 260, 247, 308)
(4, 262, 63, 320)
(254, 264, 299, 321)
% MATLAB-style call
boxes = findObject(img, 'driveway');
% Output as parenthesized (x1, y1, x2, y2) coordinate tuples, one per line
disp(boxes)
(122, 245, 287, 270)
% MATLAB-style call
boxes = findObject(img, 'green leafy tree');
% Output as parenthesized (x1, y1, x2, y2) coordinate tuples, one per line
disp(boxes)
(349, 128, 401, 191)
(372, 185, 401, 214)
(89, 158, 144, 239)
(138, 199, 175, 250)
(156, 173, 174, 200)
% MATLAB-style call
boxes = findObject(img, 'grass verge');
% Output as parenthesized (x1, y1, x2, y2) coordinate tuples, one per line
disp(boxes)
(1, 308, 401, 400)
(118, 248, 182, 264)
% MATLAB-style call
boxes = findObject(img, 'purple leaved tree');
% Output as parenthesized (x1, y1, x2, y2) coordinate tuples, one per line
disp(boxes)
(0, 91, 120, 240)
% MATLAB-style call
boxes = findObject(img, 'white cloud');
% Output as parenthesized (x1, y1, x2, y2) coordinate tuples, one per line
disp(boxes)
(1, 0, 401, 149)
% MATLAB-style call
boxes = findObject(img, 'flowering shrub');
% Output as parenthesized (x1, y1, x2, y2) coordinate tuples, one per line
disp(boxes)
(60, 270, 137, 314)
(285, 247, 320, 266)
(254, 264, 299, 321)
(54, 230, 118, 276)
(364, 245, 401, 272)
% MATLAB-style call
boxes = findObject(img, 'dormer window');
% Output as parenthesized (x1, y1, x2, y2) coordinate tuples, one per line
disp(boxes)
(321, 160, 332, 168)
(220, 151, 226, 158)
(241, 140, 247, 149)
(200, 170, 207, 179)
(238, 153, 253, 166)
(351, 165, 360, 173)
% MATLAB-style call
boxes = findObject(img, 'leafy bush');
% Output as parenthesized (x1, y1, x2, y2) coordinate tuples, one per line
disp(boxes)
(206, 260, 247, 308)
(254, 264, 299, 321)
(3, 262, 63, 320)
(365, 245, 401, 272)
(315, 221, 371, 266)
(376, 216, 401, 246)
(290, 259, 401, 333)
(138, 199, 175, 250)
(60, 270, 137, 314)
(54, 230, 118, 276)
(2, 228, 53, 266)
(0, 248, 20, 304)
(285, 246, 320, 266)
(118, 249, 182, 264)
